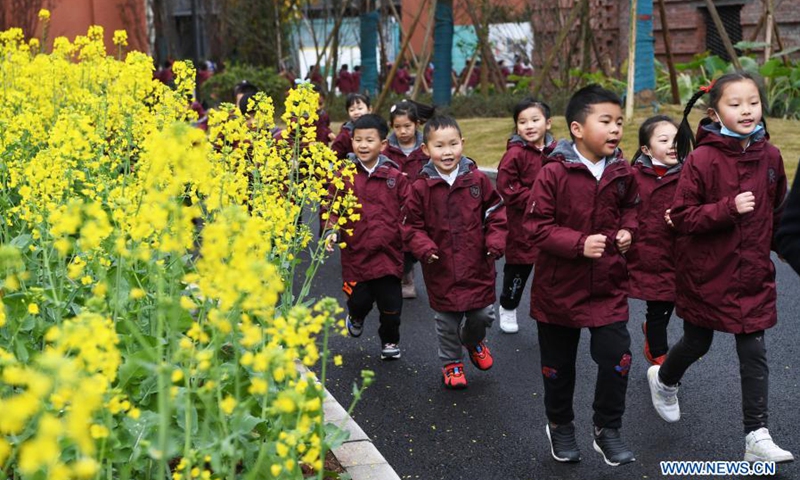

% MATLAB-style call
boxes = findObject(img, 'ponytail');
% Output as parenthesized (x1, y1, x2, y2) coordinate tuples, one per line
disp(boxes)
(676, 89, 708, 162)
(390, 99, 436, 124)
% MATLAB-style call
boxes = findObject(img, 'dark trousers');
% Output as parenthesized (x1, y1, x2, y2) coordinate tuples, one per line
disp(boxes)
(500, 263, 534, 310)
(645, 300, 675, 357)
(344, 275, 402, 345)
(403, 252, 417, 276)
(659, 321, 769, 434)
(537, 321, 631, 429)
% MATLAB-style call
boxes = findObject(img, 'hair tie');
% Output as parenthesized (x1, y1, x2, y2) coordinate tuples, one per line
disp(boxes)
(699, 79, 716, 93)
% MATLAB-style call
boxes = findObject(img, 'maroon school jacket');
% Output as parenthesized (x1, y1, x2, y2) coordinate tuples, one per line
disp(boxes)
(527, 140, 639, 327)
(496, 133, 556, 264)
(382, 131, 429, 181)
(330, 121, 354, 160)
(670, 121, 787, 334)
(627, 156, 682, 301)
(321, 154, 410, 283)
(403, 157, 507, 312)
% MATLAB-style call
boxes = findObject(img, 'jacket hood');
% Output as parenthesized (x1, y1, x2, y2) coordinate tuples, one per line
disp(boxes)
(546, 139, 624, 165)
(346, 152, 400, 171)
(695, 119, 768, 154)
(342, 121, 354, 133)
(633, 154, 682, 176)
(507, 132, 556, 151)
(420, 156, 475, 180)
(387, 130, 423, 151)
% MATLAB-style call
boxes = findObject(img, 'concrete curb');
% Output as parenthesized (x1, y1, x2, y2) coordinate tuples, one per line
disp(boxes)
(297, 364, 402, 480)
(479, 166, 498, 181)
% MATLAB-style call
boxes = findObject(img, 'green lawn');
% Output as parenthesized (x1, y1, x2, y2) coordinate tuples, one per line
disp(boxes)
(334, 106, 799, 181)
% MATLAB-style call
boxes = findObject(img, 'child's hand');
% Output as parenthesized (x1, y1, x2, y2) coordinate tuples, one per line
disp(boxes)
(583, 234, 607, 259)
(487, 248, 503, 259)
(324, 232, 338, 252)
(735, 191, 756, 214)
(664, 209, 674, 228)
(328, 132, 336, 141)
(427, 253, 439, 264)
(615, 229, 632, 254)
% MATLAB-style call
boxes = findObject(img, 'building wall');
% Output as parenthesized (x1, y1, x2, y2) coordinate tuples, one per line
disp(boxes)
(48, 0, 149, 54)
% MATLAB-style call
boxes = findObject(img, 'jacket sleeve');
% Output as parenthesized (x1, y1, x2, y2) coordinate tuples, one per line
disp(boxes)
(619, 172, 639, 239)
(330, 129, 350, 159)
(770, 153, 788, 252)
(482, 175, 507, 255)
(496, 149, 531, 211)
(528, 166, 586, 259)
(775, 164, 799, 275)
(670, 155, 739, 234)
(402, 182, 438, 261)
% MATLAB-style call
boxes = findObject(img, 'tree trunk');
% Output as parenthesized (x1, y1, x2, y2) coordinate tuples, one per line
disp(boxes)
(531, 0, 586, 98)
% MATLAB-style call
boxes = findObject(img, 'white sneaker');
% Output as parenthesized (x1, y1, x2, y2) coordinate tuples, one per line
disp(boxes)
(647, 365, 680, 422)
(499, 307, 519, 333)
(745, 428, 794, 463)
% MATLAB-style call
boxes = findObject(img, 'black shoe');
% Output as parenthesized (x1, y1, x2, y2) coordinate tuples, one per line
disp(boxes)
(593, 427, 635, 466)
(380, 343, 401, 360)
(546, 423, 581, 463)
(346, 315, 364, 337)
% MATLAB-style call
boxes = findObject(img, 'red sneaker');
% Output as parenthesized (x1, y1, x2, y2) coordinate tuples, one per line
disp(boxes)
(467, 341, 493, 371)
(442, 362, 467, 389)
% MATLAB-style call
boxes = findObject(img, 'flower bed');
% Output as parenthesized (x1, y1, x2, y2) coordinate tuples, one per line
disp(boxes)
(0, 15, 364, 480)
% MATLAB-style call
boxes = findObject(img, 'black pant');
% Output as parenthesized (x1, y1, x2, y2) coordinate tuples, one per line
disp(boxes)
(659, 321, 769, 434)
(500, 263, 534, 310)
(345, 276, 402, 345)
(537, 321, 631, 429)
(645, 300, 674, 357)
(403, 252, 417, 276)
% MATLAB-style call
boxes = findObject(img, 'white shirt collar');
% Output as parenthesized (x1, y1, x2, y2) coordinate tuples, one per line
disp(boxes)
(435, 166, 459, 186)
(573, 145, 606, 181)
(358, 159, 378, 176)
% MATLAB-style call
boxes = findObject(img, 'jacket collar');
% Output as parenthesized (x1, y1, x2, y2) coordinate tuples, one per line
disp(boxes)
(420, 156, 475, 181)
(633, 154, 682, 176)
(696, 119, 767, 154)
(387, 130, 423, 151)
(346, 153, 399, 174)
(547, 139, 624, 166)
(507, 132, 556, 152)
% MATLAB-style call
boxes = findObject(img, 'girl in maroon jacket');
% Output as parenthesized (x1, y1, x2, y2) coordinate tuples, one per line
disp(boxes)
(330, 93, 372, 160)
(403, 116, 507, 390)
(626, 115, 681, 365)
(647, 73, 792, 463)
(383, 99, 435, 299)
(496, 97, 555, 334)
(322, 114, 410, 360)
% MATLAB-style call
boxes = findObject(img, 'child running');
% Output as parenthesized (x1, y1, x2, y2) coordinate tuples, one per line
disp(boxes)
(647, 72, 793, 463)
(527, 85, 638, 466)
(331, 93, 372, 160)
(322, 114, 409, 360)
(383, 99, 435, 299)
(627, 115, 682, 365)
(496, 97, 556, 333)
(403, 115, 506, 389)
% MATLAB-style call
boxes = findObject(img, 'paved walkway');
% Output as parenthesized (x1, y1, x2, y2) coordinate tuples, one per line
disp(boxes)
(310, 252, 800, 480)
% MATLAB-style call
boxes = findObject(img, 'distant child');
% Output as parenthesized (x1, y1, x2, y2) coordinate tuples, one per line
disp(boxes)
(647, 72, 793, 463)
(527, 85, 638, 466)
(495, 97, 555, 334)
(403, 115, 507, 389)
(321, 114, 409, 360)
(313, 86, 334, 145)
(331, 93, 372, 160)
(626, 115, 681, 365)
(383, 99, 436, 299)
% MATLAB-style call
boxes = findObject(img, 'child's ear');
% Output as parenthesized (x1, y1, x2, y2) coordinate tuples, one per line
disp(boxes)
(569, 121, 583, 140)
(545, 118, 553, 130)
(421, 143, 430, 157)
(640, 145, 650, 156)
(707, 107, 719, 122)
(381, 138, 388, 149)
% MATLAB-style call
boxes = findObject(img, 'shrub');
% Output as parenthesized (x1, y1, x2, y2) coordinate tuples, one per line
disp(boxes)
(200, 63, 290, 109)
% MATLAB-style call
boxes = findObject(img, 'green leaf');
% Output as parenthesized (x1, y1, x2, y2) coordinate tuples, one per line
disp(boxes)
(14, 337, 29, 363)
(230, 413, 262, 437)
(176, 403, 199, 435)
(9, 234, 32, 249)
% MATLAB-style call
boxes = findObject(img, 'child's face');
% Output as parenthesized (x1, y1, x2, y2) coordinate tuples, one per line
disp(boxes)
(348, 100, 371, 122)
(391, 114, 417, 146)
(708, 79, 763, 137)
(351, 128, 387, 167)
(422, 127, 464, 174)
(516, 106, 551, 146)
(570, 102, 623, 162)
(642, 122, 678, 166)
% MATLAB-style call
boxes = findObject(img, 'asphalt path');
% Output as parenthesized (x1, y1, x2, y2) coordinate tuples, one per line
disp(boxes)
(308, 250, 800, 480)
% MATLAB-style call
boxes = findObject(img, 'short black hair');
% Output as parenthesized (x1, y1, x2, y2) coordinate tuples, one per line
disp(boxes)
(423, 115, 462, 143)
(513, 97, 551, 122)
(234, 80, 258, 97)
(239, 91, 257, 116)
(390, 99, 436, 125)
(353, 114, 389, 140)
(565, 84, 622, 138)
(345, 93, 370, 110)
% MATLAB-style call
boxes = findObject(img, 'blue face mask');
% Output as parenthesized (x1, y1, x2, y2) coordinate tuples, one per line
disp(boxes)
(713, 110, 764, 139)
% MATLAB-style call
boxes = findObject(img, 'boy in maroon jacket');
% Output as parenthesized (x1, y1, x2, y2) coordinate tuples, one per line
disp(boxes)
(527, 85, 638, 466)
(322, 114, 410, 360)
(403, 115, 507, 390)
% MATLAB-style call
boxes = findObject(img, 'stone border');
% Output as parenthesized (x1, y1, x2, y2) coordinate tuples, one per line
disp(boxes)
(297, 364, 401, 480)
(480, 166, 498, 181)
